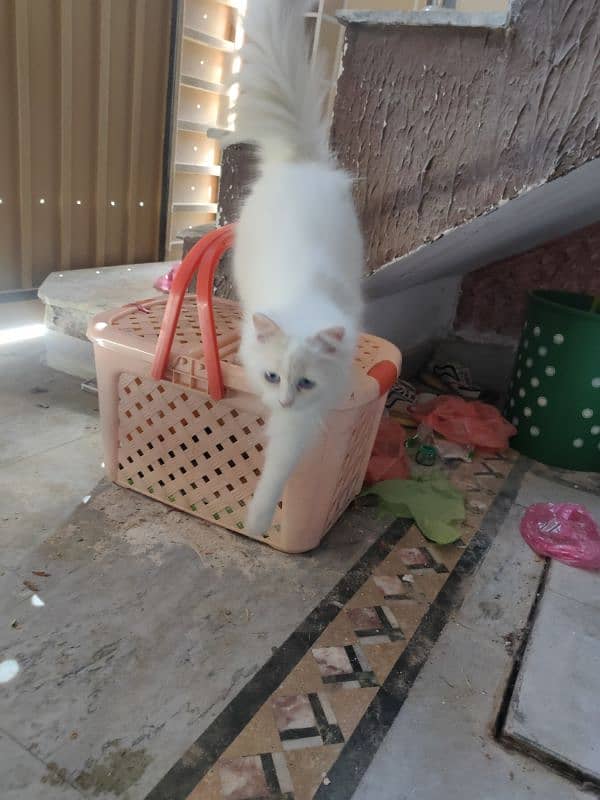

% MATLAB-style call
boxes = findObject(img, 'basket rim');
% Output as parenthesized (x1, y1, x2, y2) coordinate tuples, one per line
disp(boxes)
(529, 290, 600, 323)
(87, 296, 402, 410)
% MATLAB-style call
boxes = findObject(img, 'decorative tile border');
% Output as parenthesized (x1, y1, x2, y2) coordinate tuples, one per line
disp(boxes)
(146, 516, 415, 800)
(218, 753, 294, 800)
(313, 644, 379, 690)
(346, 606, 405, 644)
(272, 694, 344, 750)
(145, 451, 523, 800)
(315, 456, 530, 800)
(397, 545, 449, 573)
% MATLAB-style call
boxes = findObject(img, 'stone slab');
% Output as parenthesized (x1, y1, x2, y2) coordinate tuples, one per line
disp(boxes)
(501, 472, 600, 785)
(0, 338, 103, 573)
(38, 261, 176, 377)
(0, 340, 100, 466)
(516, 471, 600, 516)
(39, 262, 176, 316)
(0, 731, 83, 800)
(504, 578, 600, 782)
(449, 505, 544, 648)
(352, 477, 590, 800)
(0, 434, 103, 575)
(548, 561, 600, 612)
(38, 261, 176, 345)
(0, 476, 388, 799)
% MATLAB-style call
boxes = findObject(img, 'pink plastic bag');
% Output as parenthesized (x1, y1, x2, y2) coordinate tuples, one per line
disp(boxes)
(365, 417, 410, 486)
(520, 503, 600, 570)
(411, 396, 516, 452)
(154, 265, 178, 294)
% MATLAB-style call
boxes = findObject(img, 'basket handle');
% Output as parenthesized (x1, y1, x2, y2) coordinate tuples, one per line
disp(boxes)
(152, 224, 235, 400)
(368, 360, 398, 397)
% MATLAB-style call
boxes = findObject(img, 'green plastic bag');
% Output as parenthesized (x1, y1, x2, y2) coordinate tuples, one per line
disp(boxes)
(363, 473, 465, 545)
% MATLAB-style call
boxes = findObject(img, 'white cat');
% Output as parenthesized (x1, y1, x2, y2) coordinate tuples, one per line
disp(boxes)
(226, 0, 364, 536)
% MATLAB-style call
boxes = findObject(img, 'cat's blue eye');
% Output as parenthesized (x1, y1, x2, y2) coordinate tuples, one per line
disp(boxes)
(264, 371, 281, 384)
(297, 378, 316, 391)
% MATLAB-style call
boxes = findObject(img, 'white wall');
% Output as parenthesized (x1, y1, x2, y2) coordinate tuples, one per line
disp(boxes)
(363, 275, 461, 352)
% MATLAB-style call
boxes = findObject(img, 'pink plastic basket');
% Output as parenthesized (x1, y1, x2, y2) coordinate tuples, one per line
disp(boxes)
(88, 225, 401, 553)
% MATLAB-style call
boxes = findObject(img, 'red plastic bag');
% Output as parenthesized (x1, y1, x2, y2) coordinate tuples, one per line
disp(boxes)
(520, 503, 600, 570)
(411, 396, 516, 452)
(365, 417, 410, 486)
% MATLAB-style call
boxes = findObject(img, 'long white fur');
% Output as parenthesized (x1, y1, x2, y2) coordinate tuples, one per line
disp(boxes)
(230, 0, 364, 535)
(224, 0, 329, 164)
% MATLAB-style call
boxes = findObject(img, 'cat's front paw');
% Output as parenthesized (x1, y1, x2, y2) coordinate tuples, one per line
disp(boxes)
(244, 502, 276, 538)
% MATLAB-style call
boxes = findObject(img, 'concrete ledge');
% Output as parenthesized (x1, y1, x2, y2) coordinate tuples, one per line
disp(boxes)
(38, 261, 175, 313)
(362, 158, 600, 298)
(38, 261, 176, 338)
(336, 8, 509, 30)
(38, 260, 175, 378)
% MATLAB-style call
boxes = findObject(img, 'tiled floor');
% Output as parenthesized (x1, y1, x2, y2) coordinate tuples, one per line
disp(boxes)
(150, 452, 520, 800)
(352, 471, 599, 800)
(502, 483, 600, 784)
(0, 299, 44, 329)
(2, 332, 598, 800)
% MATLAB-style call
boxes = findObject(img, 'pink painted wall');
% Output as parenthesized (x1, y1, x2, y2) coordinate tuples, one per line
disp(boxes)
(455, 221, 600, 340)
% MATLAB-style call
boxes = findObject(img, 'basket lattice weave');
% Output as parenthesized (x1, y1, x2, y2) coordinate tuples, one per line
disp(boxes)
(89, 225, 401, 553)
(118, 371, 278, 533)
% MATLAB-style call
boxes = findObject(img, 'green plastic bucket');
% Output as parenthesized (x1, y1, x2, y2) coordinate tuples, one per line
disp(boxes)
(505, 291, 600, 471)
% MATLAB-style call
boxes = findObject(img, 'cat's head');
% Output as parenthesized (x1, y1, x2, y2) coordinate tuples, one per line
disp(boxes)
(242, 313, 352, 412)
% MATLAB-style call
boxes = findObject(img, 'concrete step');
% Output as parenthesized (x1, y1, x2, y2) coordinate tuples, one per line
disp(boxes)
(363, 158, 600, 299)
(501, 479, 600, 786)
(38, 260, 176, 379)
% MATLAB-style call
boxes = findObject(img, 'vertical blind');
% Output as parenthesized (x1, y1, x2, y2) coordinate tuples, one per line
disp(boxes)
(0, 0, 173, 292)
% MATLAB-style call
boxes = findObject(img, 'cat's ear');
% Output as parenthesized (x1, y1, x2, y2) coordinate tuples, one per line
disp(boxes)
(312, 327, 346, 355)
(252, 313, 281, 342)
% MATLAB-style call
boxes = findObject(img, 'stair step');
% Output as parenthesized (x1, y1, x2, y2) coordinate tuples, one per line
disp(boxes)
(177, 120, 210, 134)
(180, 74, 226, 95)
(183, 26, 236, 52)
(175, 162, 222, 176)
(172, 201, 218, 213)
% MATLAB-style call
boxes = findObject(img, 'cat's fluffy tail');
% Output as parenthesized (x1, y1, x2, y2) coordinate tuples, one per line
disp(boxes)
(224, 0, 330, 164)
